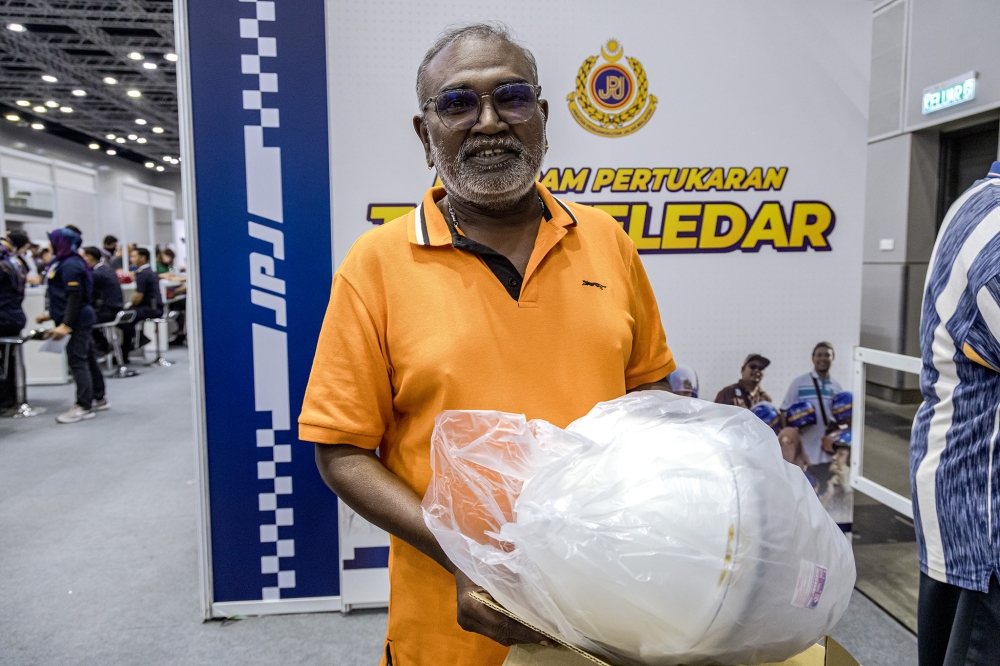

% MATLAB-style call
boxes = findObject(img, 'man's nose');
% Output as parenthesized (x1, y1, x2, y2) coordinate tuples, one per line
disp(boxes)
(472, 94, 508, 134)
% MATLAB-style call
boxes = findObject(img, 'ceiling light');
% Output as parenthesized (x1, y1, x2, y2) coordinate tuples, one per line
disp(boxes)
(162, 155, 171, 162)
(41, 75, 57, 83)
(103, 77, 117, 85)
(134, 118, 146, 125)
(32, 106, 46, 113)
(59, 107, 73, 113)
(164, 53, 178, 62)
(152, 126, 164, 134)
(106, 134, 116, 140)
(31, 123, 44, 130)
(115, 137, 126, 144)
(7, 23, 26, 32)
(106, 149, 117, 155)
(142, 62, 157, 70)
(128, 52, 144, 60)
(144, 162, 154, 168)
(88, 143, 100, 150)
(126, 90, 141, 98)
(15, 100, 30, 107)
(72, 89, 86, 97)
(44, 100, 58, 108)
(136, 138, 147, 144)
(5, 114, 20, 121)
(155, 166, 164, 172)
(127, 134, 137, 140)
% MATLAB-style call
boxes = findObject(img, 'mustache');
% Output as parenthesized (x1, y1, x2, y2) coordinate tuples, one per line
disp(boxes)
(457, 135, 525, 159)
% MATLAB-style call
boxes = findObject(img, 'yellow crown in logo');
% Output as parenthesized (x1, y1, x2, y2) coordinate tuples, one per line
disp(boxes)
(567, 39, 657, 138)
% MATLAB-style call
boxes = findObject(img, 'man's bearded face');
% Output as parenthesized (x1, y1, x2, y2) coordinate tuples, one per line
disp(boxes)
(417, 37, 548, 212)
(430, 126, 546, 211)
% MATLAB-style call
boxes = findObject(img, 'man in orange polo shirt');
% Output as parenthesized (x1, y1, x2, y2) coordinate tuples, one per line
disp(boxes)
(299, 23, 674, 666)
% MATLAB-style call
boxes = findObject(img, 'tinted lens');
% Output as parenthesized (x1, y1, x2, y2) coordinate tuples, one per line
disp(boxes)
(435, 90, 480, 128)
(494, 84, 537, 124)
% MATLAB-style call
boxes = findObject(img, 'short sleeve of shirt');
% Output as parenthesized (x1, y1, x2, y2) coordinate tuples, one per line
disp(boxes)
(624, 246, 675, 388)
(62, 261, 85, 291)
(964, 276, 1000, 371)
(298, 272, 393, 449)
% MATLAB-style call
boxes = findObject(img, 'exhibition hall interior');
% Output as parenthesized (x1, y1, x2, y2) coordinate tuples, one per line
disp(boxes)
(2, 1, 999, 665)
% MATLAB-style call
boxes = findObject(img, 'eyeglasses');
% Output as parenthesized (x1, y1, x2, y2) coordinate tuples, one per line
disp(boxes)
(422, 83, 541, 130)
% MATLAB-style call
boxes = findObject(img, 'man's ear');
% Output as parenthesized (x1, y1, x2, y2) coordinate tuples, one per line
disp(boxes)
(413, 115, 433, 167)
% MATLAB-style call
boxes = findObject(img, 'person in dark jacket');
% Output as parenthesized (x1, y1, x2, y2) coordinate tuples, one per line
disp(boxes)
(119, 247, 162, 358)
(0, 230, 29, 412)
(35, 228, 107, 423)
(82, 246, 124, 355)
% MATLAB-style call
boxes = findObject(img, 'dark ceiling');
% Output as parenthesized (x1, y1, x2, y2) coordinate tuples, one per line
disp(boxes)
(0, 0, 179, 171)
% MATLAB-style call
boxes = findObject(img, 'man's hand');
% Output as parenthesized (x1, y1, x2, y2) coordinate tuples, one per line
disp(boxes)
(48, 323, 71, 340)
(35, 312, 51, 324)
(454, 570, 551, 647)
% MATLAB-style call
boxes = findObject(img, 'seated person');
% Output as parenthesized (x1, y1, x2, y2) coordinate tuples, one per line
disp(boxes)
(119, 247, 162, 358)
(82, 246, 125, 355)
(103, 235, 123, 271)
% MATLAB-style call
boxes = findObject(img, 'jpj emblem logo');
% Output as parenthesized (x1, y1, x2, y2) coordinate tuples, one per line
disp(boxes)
(568, 39, 657, 138)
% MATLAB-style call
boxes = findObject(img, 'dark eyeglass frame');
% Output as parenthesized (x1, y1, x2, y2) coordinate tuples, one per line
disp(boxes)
(422, 83, 542, 130)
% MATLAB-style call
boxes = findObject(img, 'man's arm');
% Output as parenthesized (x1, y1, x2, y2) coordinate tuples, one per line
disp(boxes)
(315, 443, 549, 647)
(130, 290, 143, 308)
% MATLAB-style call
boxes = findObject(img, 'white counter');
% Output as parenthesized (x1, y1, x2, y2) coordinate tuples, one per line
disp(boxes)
(21, 286, 69, 386)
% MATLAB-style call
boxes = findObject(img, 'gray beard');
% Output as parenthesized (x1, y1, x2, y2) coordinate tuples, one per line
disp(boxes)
(431, 132, 546, 212)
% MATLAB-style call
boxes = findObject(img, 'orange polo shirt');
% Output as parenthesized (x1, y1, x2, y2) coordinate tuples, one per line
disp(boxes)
(299, 184, 674, 666)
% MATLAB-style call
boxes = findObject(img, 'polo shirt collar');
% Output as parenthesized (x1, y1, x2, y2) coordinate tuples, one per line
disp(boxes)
(989, 161, 1000, 179)
(408, 183, 578, 247)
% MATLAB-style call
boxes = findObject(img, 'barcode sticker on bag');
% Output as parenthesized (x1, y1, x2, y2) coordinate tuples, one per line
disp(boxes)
(791, 559, 827, 609)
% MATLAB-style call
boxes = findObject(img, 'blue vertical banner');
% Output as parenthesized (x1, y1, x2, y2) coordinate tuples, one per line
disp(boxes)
(186, 0, 338, 603)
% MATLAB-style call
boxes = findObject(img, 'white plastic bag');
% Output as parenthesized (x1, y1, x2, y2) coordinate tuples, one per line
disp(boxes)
(422, 392, 856, 665)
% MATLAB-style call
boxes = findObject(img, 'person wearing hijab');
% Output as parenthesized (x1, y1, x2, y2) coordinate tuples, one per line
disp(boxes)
(34, 228, 108, 423)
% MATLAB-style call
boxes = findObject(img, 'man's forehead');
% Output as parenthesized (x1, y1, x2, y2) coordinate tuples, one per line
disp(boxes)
(424, 37, 533, 94)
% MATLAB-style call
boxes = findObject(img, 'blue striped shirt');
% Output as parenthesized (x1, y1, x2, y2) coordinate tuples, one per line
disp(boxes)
(910, 161, 1000, 592)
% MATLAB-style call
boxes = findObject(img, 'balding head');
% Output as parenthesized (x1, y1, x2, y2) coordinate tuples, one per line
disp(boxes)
(415, 22, 538, 103)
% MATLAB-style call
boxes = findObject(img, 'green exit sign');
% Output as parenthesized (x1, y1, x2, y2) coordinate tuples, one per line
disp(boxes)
(922, 71, 978, 114)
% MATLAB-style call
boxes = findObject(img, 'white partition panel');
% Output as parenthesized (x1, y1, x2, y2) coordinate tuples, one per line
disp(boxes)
(0, 151, 51, 183)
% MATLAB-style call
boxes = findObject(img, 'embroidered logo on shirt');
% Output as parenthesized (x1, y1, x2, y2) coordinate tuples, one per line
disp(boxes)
(582, 280, 607, 290)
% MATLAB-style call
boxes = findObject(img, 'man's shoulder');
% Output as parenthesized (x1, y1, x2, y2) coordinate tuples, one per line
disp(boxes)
(338, 212, 416, 277)
(558, 199, 636, 261)
(788, 372, 814, 387)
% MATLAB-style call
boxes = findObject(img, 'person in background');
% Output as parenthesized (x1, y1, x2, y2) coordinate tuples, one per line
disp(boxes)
(34, 228, 108, 424)
(910, 160, 1000, 666)
(103, 235, 122, 270)
(119, 247, 162, 358)
(82, 246, 124, 355)
(715, 353, 772, 409)
(155, 248, 174, 274)
(667, 364, 699, 398)
(0, 230, 29, 413)
(780, 342, 843, 465)
(17, 239, 39, 282)
(35, 247, 52, 274)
